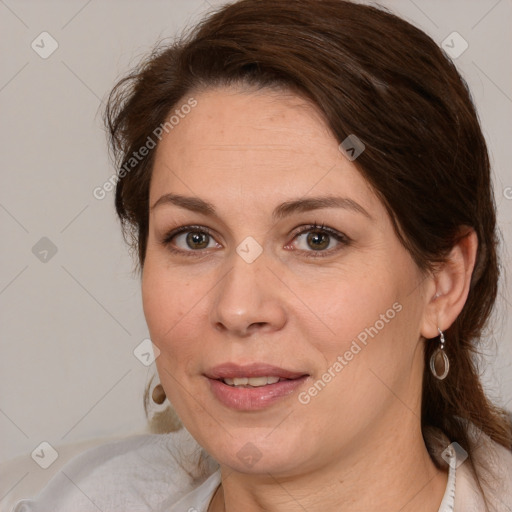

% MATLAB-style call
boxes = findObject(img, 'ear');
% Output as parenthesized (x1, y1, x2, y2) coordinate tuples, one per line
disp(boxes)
(420, 228, 478, 339)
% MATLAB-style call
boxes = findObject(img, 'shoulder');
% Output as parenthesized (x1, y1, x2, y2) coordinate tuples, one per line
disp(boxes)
(460, 426, 512, 512)
(425, 423, 512, 512)
(12, 429, 219, 512)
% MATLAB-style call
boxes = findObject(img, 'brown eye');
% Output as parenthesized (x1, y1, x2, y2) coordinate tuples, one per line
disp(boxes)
(186, 231, 210, 250)
(163, 227, 220, 253)
(289, 224, 350, 257)
(306, 231, 330, 251)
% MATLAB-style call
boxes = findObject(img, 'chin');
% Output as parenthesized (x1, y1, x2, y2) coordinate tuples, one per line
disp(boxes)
(202, 432, 316, 476)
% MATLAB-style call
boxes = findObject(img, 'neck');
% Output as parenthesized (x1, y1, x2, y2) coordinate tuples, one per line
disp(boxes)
(208, 422, 448, 512)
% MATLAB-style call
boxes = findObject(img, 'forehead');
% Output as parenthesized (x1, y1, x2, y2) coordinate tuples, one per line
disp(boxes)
(150, 86, 377, 213)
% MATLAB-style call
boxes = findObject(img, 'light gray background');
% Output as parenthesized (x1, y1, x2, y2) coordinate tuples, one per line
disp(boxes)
(1, 0, 511, 487)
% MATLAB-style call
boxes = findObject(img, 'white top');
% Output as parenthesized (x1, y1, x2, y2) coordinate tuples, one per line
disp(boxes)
(12, 426, 512, 512)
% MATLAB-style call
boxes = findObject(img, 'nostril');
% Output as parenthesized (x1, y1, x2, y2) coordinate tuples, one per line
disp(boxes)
(249, 322, 267, 329)
(213, 322, 227, 333)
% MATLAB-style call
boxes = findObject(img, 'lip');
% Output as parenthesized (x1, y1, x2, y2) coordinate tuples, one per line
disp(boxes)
(205, 362, 307, 380)
(204, 363, 309, 411)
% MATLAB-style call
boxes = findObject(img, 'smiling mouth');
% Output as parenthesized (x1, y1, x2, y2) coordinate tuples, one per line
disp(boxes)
(204, 362, 310, 409)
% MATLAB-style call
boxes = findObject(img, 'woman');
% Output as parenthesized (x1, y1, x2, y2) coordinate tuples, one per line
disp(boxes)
(13, 0, 512, 510)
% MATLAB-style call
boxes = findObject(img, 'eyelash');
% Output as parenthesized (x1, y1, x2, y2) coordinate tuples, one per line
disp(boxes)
(161, 225, 218, 258)
(289, 222, 350, 258)
(161, 223, 351, 258)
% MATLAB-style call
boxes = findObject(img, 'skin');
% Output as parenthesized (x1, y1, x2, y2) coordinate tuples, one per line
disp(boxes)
(142, 86, 478, 512)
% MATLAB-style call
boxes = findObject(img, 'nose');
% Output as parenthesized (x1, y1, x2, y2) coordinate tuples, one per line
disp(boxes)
(210, 252, 287, 337)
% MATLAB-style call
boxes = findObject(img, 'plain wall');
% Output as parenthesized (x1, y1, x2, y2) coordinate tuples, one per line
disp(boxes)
(1, 0, 511, 474)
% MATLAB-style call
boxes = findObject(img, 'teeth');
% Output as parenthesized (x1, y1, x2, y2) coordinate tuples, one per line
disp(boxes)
(223, 376, 281, 387)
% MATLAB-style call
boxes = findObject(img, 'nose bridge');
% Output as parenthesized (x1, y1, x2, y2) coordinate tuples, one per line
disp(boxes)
(210, 249, 286, 335)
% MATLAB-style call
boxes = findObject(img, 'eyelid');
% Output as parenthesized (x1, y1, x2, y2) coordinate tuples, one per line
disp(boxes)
(286, 223, 351, 256)
(162, 225, 218, 245)
(161, 225, 223, 256)
(290, 223, 348, 239)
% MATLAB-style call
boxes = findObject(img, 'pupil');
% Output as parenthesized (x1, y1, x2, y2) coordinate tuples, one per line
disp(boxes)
(307, 231, 329, 250)
(186, 232, 209, 249)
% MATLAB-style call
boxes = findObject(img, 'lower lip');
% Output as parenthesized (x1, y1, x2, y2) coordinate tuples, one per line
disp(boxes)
(207, 376, 309, 411)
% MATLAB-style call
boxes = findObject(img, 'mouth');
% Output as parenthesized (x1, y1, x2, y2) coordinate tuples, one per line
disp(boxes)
(221, 376, 288, 387)
(204, 363, 310, 410)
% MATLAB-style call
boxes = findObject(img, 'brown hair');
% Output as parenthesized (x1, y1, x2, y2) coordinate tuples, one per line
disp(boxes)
(105, 0, 511, 502)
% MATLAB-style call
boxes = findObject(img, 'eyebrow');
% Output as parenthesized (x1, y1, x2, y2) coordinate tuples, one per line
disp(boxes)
(151, 193, 215, 215)
(272, 196, 372, 220)
(151, 193, 372, 220)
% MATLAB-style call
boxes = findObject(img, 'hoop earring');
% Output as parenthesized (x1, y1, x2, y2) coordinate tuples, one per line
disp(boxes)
(430, 328, 450, 380)
(152, 383, 167, 405)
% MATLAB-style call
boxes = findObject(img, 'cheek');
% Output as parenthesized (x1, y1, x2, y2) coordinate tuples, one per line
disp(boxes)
(142, 263, 209, 411)
(292, 258, 421, 404)
(306, 268, 421, 400)
(291, 266, 399, 355)
(141, 258, 206, 358)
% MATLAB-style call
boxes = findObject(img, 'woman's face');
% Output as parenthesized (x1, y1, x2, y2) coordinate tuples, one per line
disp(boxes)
(142, 86, 433, 476)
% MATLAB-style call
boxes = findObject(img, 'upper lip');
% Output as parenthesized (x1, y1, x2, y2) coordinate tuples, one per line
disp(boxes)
(205, 363, 308, 380)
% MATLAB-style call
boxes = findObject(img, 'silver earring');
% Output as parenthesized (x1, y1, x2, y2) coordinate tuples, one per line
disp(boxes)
(430, 328, 450, 380)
